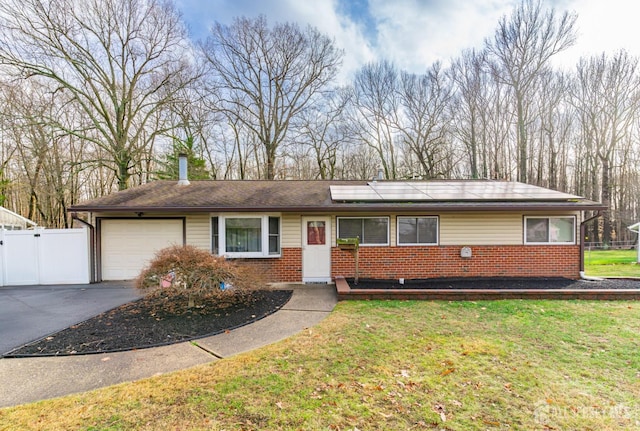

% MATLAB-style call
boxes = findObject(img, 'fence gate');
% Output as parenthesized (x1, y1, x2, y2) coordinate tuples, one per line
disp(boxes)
(0, 228, 90, 286)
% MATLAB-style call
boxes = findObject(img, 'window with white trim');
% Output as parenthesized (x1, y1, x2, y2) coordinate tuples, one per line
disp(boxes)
(337, 217, 389, 245)
(524, 216, 575, 244)
(397, 216, 438, 245)
(212, 215, 280, 257)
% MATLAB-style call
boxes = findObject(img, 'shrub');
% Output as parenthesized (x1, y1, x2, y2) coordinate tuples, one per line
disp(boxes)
(135, 245, 266, 307)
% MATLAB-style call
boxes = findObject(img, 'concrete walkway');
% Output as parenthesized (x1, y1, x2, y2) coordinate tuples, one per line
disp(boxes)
(0, 284, 338, 408)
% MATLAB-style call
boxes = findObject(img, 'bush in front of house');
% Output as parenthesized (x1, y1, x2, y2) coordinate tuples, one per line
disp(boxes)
(135, 245, 266, 309)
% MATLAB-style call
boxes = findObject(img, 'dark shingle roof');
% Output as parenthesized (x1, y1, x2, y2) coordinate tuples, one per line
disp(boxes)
(69, 180, 605, 213)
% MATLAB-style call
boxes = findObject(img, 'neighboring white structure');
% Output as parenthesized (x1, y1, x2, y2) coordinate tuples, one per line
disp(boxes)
(0, 206, 37, 230)
(628, 222, 640, 263)
(0, 207, 91, 286)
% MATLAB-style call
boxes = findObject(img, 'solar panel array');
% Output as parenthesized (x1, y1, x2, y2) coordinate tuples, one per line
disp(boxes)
(330, 181, 582, 202)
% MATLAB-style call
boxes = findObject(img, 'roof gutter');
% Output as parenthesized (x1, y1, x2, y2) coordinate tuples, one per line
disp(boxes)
(68, 202, 607, 214)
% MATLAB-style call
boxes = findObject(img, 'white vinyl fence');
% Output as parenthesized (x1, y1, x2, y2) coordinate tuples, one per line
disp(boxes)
(0, 228, 90, 286)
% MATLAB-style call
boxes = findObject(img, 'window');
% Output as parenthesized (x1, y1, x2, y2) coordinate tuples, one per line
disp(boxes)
(268, 216, 280, 254)
(0, 224, 22, 230)
(337, 217, 389, 245)
(212, 217, 219, 254)
(307, 221, 326, 245)
(226, 218, 261, 252)
(397, 216, 438, 245)
(525, 217, 575, 244)
(212, 215, 280, 257)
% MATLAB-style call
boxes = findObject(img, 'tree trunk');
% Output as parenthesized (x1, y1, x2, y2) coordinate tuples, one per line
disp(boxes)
(470, 119, 478, 179)
(117, 158, 131, 191)
(516, 93, 527, 183)
(601, 157, 612, 246)
(266, 153, 276, 180)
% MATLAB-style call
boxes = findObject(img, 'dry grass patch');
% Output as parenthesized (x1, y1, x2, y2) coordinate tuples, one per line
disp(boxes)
(2, 300, 640, 430)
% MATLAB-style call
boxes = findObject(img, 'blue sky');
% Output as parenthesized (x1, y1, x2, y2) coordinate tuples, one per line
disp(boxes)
(175, 0, 640, 81)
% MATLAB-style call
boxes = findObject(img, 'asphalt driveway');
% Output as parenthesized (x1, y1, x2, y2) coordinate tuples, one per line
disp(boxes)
(0, 282, 142, 355)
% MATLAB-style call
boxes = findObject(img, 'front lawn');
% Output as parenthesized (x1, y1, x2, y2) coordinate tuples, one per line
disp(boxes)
(1, 300, 639, 430)
(584, 249, 640, 277)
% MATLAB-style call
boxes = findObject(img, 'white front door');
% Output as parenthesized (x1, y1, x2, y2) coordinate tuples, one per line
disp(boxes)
(302, 216, 331, 283)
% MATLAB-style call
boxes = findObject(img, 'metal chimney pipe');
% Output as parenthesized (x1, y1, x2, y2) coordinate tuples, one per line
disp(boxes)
(177, 153, 190, 186)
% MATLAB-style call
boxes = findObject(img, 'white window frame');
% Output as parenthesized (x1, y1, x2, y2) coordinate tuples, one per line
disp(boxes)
(336, 216, 390, 246)
(212, 214, 281, 258)
(524, 216, 576, 245)
(397, 216, 439, 246)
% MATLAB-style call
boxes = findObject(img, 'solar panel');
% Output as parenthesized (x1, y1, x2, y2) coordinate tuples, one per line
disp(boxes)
(329, 187, 382, 201)
(330, 182, 582, 202)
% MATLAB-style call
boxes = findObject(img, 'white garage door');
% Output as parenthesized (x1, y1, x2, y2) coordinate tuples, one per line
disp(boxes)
(101, 219, 184, 280)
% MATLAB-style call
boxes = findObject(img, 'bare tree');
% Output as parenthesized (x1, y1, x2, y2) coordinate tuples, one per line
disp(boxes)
(161, 84, 219, 179)
(532, 69, 573, 190)
(397, 63, 453, 179)
(450, 49, 488, 179)
(349, 60, 400, 179)
(339, 144, 380, 180)
(294, 87, 350, 179)
(0, 0, 198, 190)
(0, 79, 88, 227)
(202, 16, 343, 180)
(485, 0, 577, 183)
(572, 51, 640, 245)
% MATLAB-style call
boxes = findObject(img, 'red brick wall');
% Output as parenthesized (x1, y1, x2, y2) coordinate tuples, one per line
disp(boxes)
(331, 245, 581, 280)
(235, 248, 302, 283)
(236, 245, 581, 283)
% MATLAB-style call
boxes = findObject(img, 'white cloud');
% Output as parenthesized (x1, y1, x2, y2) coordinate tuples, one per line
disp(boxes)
(369, 0, 513, 72)
(275, 0, 376, 82)
(176, 0, 374, 82)
(176, 0, 640, 80)
(557, 0, 640, 68)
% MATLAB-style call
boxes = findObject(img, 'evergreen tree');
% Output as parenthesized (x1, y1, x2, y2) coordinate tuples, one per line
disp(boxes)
(157, 136, 210, 180)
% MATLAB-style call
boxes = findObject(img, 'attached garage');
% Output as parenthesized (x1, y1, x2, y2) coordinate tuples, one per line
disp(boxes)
(99, 218, 184, 280)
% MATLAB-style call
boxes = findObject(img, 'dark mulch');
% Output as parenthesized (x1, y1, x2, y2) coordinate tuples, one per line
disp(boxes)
(6, 290, 292, 358)
(347, 277, 640, 290)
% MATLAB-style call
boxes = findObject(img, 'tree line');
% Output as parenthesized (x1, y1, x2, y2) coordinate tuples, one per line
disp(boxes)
(0, 0, 637, 245)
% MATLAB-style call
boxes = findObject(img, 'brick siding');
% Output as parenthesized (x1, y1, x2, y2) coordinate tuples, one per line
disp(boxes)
(235, 247, 302, 283)
(331, 245, 581, 280)
(236, 245, 581, 283)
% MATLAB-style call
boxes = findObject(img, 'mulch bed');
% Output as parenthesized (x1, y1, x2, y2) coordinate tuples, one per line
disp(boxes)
(6, 289, 292, 357)
(347, 277, 640, 290)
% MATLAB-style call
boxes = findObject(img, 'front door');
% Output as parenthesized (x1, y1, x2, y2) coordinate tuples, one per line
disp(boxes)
(302, 217, 331, 283)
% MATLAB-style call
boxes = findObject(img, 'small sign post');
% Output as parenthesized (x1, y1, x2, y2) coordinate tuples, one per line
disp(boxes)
(337, 237, 360, 285)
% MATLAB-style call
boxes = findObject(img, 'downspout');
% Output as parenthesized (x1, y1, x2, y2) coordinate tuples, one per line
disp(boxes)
(580, 211, 603, 281)
(71, 212, 96, 283)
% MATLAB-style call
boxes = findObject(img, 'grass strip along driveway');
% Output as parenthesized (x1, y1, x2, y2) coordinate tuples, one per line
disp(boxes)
(2, 299, 639, 430)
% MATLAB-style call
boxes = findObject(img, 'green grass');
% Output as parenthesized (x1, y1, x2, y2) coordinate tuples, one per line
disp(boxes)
(584, 249, 640, 277)
(2, 300, 640, 430)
